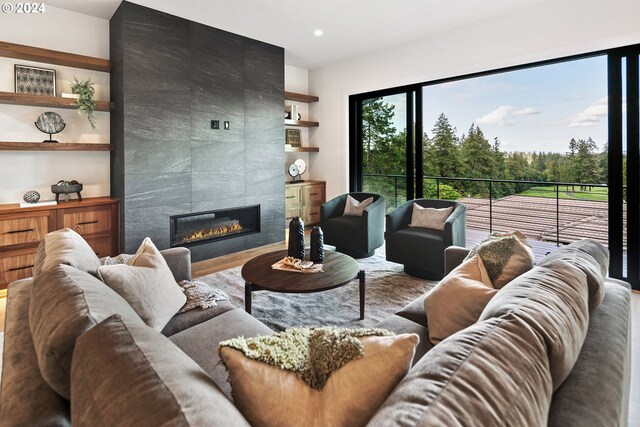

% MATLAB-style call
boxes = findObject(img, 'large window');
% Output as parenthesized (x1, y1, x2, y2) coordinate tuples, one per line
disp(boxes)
(349, 45, 640, 289)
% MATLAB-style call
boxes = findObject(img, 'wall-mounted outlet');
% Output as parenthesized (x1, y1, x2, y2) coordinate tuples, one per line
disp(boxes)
(224, 121, 230, 130)
(211, 120, 220, 129)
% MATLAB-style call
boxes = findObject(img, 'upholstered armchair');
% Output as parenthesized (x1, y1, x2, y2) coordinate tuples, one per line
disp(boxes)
(385, 199, 466, 279)
(320, 192, 385, 258)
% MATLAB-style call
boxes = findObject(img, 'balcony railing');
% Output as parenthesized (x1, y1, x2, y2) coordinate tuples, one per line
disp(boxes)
(363, 173, 626, 252)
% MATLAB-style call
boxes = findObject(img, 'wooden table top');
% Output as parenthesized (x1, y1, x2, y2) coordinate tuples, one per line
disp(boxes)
(241, 249, 360, 293)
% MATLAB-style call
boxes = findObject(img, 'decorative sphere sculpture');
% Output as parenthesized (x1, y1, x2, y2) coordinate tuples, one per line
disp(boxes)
(23, 190, 41, 203)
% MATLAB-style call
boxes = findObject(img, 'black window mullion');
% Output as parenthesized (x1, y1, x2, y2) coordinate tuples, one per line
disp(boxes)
(415, 88, 424, 198)
(406, 90, 415, 200)
(608, 53, 624, 279)
(626, 53, 639, 289)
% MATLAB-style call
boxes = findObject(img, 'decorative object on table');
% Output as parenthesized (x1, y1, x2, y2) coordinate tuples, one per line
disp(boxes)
(285, 104, 301, 120)
(285, 128, 302, 147)
(35, 111, 66, 143)
(294, 158, 307, 175)
(287, 158, 306, 183)
(271, 256, 323, 274)
(22, 190, 41, 204)
(310, 226, 325, 262)
(288, 216, 305, 260)
(70, 77, 97, 130)
(51, 179, 83, 202)
(15, 64, 56, 96)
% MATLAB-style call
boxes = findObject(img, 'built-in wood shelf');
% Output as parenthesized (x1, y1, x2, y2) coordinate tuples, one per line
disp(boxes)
(0, 141, 112, 151)
(0, 41, 111, 72)
(285, 146, 319, 153)
(284, 91, 319, 103)
(285, 119, 319, 128)
(0, 91, 111, 111)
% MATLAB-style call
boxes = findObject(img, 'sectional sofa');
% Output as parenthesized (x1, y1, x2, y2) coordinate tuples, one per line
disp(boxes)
(0, 230, 631, 426)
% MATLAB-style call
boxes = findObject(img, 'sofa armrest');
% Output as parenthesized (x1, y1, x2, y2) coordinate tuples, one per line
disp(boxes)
(444, 246, 471, 276)
(160, 247, 191, 282)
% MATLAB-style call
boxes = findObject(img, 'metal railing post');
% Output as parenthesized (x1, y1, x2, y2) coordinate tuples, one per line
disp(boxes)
(489, 180, 493, 234)
(394, 176, 398, 207)
(437, 178, 440, 199)
(556, 184, 560, 246)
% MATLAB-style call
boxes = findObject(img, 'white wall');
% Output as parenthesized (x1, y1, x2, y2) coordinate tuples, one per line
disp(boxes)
(0, 7, 110, 204)
(308, 0, 640, 200)
(284, 64, 312, 181)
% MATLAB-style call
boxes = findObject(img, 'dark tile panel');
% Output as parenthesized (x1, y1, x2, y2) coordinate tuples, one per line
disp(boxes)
(120, 2, 190, 34)
(244, 90, 285, 120)
(125, 139, 191, 174)
(189, 237, 247, 263)
(191, 197, 247, 214)
(124, 173, 191, 211)
(191, 87, 244, 119)
(244, 39, 284, 94)
(124, 102, 191, 141)
(246, 193, 285, 221)
(191, 142, 245, 173)
(245, 168, 284, 197)
(124, 203, 192, 253)
(245, 143, 284, 171)
(190, 22, 245, 61)
(191, 49, 243, 93)
(192, 171, 245, 202)
(245, 117, 284, 145)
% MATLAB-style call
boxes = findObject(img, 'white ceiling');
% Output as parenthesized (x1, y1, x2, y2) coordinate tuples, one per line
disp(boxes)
(45, 0, 548, 69)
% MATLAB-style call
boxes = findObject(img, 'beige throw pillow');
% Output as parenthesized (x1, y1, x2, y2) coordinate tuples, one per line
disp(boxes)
(409, 204, 454, 231)
(98, 238, 186, 331)
(33, 227, 101, 279)
(219, 330, 419, 427)
(425, 255, 497, 344)
(465, 231, 535, 288)
(343, 195, 374, 217)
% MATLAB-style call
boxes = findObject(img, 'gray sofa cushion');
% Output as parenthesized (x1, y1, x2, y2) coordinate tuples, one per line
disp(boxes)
(71, 314, 249, 427)
(169, 308, 273, 400)
(0, 279, 70, 426)
(161, 300, 237, 336)
(33, 228, 101, 279)
(479, 260, 589, 391)
(548, 279, 631, 427)
(395, 293, 428, 327)
(29, 264, 143, 399)
(369, 313, 553, 426)
(375, 314, 433, 365)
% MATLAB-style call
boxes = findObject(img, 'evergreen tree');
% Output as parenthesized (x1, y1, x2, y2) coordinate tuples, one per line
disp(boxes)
(459, 124, 497, 196)
(426, 113, 461, 178)
(361, 98, 397, 172)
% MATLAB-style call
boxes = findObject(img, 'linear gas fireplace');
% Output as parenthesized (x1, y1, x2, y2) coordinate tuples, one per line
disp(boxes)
(170, 205, 260, 247)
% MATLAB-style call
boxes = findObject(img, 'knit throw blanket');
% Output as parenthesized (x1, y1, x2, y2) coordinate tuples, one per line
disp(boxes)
(219, 326, 392, 390)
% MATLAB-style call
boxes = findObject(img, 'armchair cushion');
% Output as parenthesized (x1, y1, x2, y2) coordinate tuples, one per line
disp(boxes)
(409, 204, 454, 231)
(343, 195, 374, 217)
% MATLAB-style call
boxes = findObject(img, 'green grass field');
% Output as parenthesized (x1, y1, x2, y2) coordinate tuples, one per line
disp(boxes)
(519, 186, 609, 202)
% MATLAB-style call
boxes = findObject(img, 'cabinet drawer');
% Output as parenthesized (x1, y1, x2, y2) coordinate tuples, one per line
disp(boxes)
(0, 214, 49, 248)
(303, 185, 325, 206)
(303, 205, 321, 225)
(0, 250, 36, 285)
(285, 186, 303, 207)
(85, 236, 115, 258)
(285, 207, 303, 222)
(62, 206, 112, 236)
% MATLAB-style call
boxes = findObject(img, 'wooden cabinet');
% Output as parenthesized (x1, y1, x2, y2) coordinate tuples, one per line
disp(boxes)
(0, 197, 119, 289)
(285, 181, 325, 226)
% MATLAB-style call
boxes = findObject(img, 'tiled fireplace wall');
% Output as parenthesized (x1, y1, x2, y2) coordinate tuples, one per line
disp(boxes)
(110, 1, 285, 261)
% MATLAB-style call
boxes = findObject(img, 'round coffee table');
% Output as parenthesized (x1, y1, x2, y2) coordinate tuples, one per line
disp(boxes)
(241, 249, 365, 319)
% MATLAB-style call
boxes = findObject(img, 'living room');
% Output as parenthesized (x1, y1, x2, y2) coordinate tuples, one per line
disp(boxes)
(0, 0, 639, 425)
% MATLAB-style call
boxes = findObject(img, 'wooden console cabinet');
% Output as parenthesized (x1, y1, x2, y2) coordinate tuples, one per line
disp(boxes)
(285, 181, 326, 226)
(0, 197, 119, 289)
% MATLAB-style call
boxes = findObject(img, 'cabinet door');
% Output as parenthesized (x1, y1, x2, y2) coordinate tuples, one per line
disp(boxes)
(0, 212, 50, 248)
(85, 235, 115, 258)
(61, 205, 112, 236)
(0, 249, 36, 285)
(303, 205, 321, 225)
(303, 184, 325, 206)
(285, 186, 303, 208)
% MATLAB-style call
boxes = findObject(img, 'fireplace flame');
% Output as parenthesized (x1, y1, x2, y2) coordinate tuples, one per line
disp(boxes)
(179, 221, 243, 244)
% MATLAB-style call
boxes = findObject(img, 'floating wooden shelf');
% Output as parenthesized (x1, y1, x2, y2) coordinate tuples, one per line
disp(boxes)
(0, 41, 111, 72)
(285, 119, 319, 128)
(284, 91, 319, 103)
(0, 141, 112, 151)
(0, 91, 111, 111)
(285, 146, 319, 153)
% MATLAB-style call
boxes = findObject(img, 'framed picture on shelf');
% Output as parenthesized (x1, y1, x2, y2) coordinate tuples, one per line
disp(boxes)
(15, 64, 56, 96)
(286, 129, 302, 147)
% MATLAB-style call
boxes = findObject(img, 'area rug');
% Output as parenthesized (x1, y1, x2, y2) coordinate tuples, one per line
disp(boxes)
(195, 247, 437, 331)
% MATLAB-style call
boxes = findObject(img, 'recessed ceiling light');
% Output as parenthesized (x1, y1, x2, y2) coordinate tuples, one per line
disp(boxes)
(314, 30, 323, 37)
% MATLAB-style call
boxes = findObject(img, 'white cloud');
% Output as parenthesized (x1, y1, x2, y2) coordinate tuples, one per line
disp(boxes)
(513, 107, 540, 116)
(476, 105, 514, 126)
(569, 97, 607, 127)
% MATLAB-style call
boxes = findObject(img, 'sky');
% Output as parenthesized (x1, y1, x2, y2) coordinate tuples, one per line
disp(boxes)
(383, 55, 610, 154)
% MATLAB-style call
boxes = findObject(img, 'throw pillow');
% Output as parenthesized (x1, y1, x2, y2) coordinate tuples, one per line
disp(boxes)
(424, 255, 497, 344)
(409, 204, 454, 231)
(465, 231, 535, 288)
(343, 195, 374, 216)
(177, 280, 229, 313)
(32, 227, 101, 279)
(98, 237, 186, 331)
(219, 326, 419, 427)
(72, 314, 249, 426)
